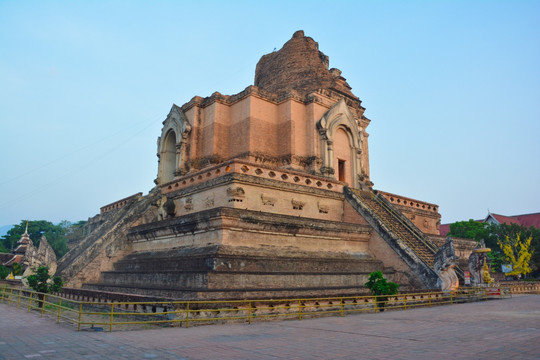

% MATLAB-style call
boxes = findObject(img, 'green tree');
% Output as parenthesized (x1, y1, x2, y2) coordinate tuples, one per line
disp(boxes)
(61, 220, 87, 247)
(0, 220, 70, 258)
(448, 220, 540, 276)
(11, 262, 23, 276)
(486, 223, 539, 275)
(448, 219, 489, 242)
(364, 271, 399, 312)
(499, 234, 534, 277)
(26, 266, 64, 307)
(0, 265, 9, 280)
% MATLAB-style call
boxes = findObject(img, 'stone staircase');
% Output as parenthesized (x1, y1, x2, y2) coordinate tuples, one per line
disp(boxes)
(56, 188, 161, 287)
(344, 187, 440, 289)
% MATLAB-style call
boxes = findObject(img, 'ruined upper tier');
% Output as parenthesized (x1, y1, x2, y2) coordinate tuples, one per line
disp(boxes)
(255, 30, 358, 99)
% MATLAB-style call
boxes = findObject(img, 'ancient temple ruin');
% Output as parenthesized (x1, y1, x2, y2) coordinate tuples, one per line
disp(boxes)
(57, 31, 475, 299)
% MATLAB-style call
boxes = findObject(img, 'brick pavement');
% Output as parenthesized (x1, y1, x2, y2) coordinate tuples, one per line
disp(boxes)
(1, 295, 539, 359)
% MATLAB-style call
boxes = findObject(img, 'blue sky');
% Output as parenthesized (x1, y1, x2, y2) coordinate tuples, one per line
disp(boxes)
(1, 0, 539, 227)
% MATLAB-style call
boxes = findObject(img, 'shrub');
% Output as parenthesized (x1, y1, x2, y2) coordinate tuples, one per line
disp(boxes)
(364, 271, 399, 312)
(26, 266, 63, 307)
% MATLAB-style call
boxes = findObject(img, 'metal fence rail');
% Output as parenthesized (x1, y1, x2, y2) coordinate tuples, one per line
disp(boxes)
(0, 286, 511, 332)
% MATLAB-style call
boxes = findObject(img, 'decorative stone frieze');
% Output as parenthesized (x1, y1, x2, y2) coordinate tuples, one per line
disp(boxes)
(261, 194, 276, 206)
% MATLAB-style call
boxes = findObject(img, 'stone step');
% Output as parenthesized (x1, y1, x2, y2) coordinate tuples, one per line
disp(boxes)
(113, 248, 382, 273)
(93, 271, 393, 293)
(351, 190, 435, 267)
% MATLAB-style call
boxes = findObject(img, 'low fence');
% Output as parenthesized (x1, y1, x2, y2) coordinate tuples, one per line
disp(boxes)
(0, 286, 511, 332)
(501, 281, 540, 294)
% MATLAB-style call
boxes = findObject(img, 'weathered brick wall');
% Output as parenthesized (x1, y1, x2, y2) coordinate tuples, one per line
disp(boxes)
(255, 30, 356, 99)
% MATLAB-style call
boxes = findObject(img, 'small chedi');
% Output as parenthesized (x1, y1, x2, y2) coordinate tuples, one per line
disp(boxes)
(57, 31, 476, 299)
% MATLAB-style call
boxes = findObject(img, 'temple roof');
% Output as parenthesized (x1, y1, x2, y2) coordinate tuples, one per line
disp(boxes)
(486, 212, 540, 228)
(254, 30, 358, 100)
(13, 222, 32, 254)
(3, 254, 23, 266)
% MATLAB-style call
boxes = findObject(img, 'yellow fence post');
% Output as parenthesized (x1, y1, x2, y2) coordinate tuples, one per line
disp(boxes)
(17, 289, 22, 308)
(110, 303, 114, 332)
(8, 288, 13, 306)
(5, 289, 507, 330)
(78, 303, 82, 331)
(0, 286, 5, 303)
(186, 302, 190, 328)
(57, 299, 62, 323)
(28, 292, 33, 312)
(41, 294, 47, 317)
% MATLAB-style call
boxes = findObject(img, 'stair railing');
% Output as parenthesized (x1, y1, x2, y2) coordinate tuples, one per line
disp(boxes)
(372, 191, 465, 280)
(347, 188, 435, 267)
(372, 192, 439, 254)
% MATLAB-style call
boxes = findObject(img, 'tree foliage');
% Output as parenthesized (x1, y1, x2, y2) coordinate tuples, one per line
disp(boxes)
(0, 265, 9, 280)
(26, 266, 64, 294)
(62, 220, 87, 245)
(449, 219, 490, 242)
(449, 220, 540, 276)
(11, 262, 23, 276)
(364, 271, 399, 312)
(0, 220, 73, 258)
(364, 271, 399, 296)
(499, 234, 534, 276)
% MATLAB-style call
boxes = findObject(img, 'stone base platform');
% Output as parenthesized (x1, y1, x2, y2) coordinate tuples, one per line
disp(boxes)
(83, 245, 394, 300)
(81, 207, 413, 300)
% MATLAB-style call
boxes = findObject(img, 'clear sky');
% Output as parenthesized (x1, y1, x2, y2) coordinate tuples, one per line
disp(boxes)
(1, 0, 539, 227)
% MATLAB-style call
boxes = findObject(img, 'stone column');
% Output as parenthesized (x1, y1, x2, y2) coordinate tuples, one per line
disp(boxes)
(174, 142, 182, 177)
(319, 129, 334, 176)
(361, 131, 370, 178)
(354, 148, 362, 188)
(175, 131, 190, 176)
(327, 139, 334, 171)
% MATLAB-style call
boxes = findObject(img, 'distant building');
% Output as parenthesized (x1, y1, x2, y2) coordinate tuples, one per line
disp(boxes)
(440, 211, 540, 236)
(484, 212, 540, 228)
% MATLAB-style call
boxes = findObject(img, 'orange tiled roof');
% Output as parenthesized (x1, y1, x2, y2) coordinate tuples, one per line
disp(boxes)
(3, 254, 23, 266)
(490, 212, 540, 228)
(0, 253, 14, 264)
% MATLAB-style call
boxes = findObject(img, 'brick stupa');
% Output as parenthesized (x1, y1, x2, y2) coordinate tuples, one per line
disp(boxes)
(58, 31, 475, 300)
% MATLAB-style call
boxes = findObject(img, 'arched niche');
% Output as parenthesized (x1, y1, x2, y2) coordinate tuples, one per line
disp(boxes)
(333, 127, 353, 185)
(160, 130, 177, 183)
(156, 105, 192, 185)
(316, 99, 364, 188)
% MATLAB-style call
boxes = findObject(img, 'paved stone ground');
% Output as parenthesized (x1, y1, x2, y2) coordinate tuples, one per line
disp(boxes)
(1, 295, 539, 359)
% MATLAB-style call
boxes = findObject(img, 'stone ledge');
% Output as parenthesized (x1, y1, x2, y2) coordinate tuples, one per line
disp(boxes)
(160, 159, 344, 197)
(128, 207, 371, 242)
